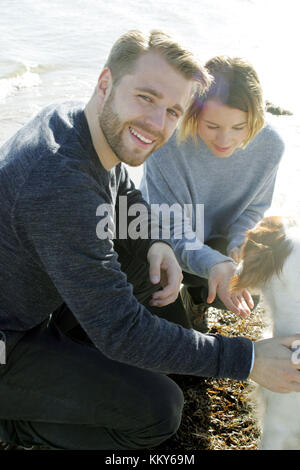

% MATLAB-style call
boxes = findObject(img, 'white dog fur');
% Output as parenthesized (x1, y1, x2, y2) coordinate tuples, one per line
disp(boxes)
(231, 215, 300, 450)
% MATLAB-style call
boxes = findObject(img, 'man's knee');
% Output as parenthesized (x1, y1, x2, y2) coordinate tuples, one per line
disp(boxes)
(128, 376, 184, 449)
(154, 380, 184, 437)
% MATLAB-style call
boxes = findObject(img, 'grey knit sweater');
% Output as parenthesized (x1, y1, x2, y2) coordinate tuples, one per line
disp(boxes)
(140, 125, 284, 277)
(0, 101, 253, 380)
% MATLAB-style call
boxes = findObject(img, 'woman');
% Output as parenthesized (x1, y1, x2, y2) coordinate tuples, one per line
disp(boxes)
(140, 56, 285, 330)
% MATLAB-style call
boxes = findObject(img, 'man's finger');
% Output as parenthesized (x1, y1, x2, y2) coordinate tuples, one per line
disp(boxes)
(151, 284, 176, 301)
(150, 281, 180, 307)
(151, 270, 180, 301)
(148, 255, 161, 285)
(150, 291, 179, 307)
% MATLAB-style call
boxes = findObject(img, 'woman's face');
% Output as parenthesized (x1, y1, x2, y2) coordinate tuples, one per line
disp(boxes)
(197, 100, 249, 158)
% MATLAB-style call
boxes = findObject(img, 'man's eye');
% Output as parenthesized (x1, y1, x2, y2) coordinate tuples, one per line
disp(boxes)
(167, 109, 178, 118)
(138, 95, 152, 103)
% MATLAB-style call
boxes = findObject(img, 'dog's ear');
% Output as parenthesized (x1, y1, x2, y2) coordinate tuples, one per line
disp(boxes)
(231, 217, 294, 291)
(230, 237, 275, 291)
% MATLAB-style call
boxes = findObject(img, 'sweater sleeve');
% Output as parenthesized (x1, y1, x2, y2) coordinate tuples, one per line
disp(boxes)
(225, 125, 285, 255)
(141, 161, 233, 278)
(226, 163, 281, 254)
(13, 163, 252, 380)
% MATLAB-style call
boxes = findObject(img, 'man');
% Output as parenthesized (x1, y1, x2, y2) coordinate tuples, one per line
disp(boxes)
(0, 30, 299, 451)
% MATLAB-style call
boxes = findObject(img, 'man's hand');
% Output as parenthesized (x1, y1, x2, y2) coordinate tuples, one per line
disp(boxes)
(208, 261, 254, 318)
(147, 242, 183, 307)
(250, 335, 300, 393)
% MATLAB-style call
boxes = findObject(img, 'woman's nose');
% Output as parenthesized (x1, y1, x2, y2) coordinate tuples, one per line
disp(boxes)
(216, 130, 231, 147)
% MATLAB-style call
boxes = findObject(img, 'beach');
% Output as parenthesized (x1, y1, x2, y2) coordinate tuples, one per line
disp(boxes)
(1, 0, 299, 218)
(0, 0, 300, 452)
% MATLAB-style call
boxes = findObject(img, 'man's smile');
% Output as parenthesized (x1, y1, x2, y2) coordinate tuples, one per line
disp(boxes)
(129, 126, 156, 145)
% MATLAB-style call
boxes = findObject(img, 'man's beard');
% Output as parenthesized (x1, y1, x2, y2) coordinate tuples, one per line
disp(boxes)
(98, 92, 164, 167)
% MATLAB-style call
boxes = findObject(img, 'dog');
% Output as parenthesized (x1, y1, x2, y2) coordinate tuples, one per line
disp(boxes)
(231, 215, 300, 450)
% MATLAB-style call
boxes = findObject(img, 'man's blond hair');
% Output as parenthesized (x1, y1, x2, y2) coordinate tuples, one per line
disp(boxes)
(178, 56, 265, 147)
(104, 29, 210, 89)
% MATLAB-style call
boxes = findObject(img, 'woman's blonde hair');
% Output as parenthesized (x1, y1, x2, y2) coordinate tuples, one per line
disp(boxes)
(178, 56, 265, 147)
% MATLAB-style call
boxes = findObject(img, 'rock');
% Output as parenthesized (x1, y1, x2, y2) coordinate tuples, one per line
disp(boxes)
(265, 100, 293, 116)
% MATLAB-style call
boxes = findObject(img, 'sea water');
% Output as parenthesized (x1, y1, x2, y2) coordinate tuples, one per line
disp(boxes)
(0, 0, 299, 218)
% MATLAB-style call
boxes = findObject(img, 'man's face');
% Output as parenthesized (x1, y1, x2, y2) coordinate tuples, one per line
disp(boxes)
(98, 51, 194, 167)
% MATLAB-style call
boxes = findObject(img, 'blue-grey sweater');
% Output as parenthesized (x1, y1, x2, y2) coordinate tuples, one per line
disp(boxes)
(140, 126, 284, 277)
(0, 101, 252, 380)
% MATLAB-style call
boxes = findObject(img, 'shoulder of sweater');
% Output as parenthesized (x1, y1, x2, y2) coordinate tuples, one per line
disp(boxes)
(146, 132, 196, 169)
(18, 103, 99, 180)
(20, 100, 86, 145)
(27, 101, 85, 127)
(246, 123, 285, 162)
(253, 123, 285, 151)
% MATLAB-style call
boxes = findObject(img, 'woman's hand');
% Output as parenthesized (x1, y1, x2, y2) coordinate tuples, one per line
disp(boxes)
(228, 245, 243, 263)
(147, 242, 183, 307)
(208, 261, 254, 318)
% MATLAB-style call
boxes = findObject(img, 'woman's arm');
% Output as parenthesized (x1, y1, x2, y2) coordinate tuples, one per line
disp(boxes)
(226, 163, 281, 255)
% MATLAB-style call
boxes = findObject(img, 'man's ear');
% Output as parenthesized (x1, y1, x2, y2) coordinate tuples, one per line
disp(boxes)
(96, 68, 113, 102)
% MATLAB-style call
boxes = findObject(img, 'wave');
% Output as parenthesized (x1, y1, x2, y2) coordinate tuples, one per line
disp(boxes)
(0, 62, 54, 101)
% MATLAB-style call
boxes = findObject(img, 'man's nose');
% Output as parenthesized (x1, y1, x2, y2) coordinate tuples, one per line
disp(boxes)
(145, 107, 165, 132)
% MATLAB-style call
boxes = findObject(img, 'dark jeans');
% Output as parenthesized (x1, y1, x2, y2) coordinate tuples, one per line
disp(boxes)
(0, 320, 184, 450)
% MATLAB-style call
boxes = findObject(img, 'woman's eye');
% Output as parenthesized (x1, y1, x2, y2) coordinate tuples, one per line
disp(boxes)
(207, 125, 218, 129)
